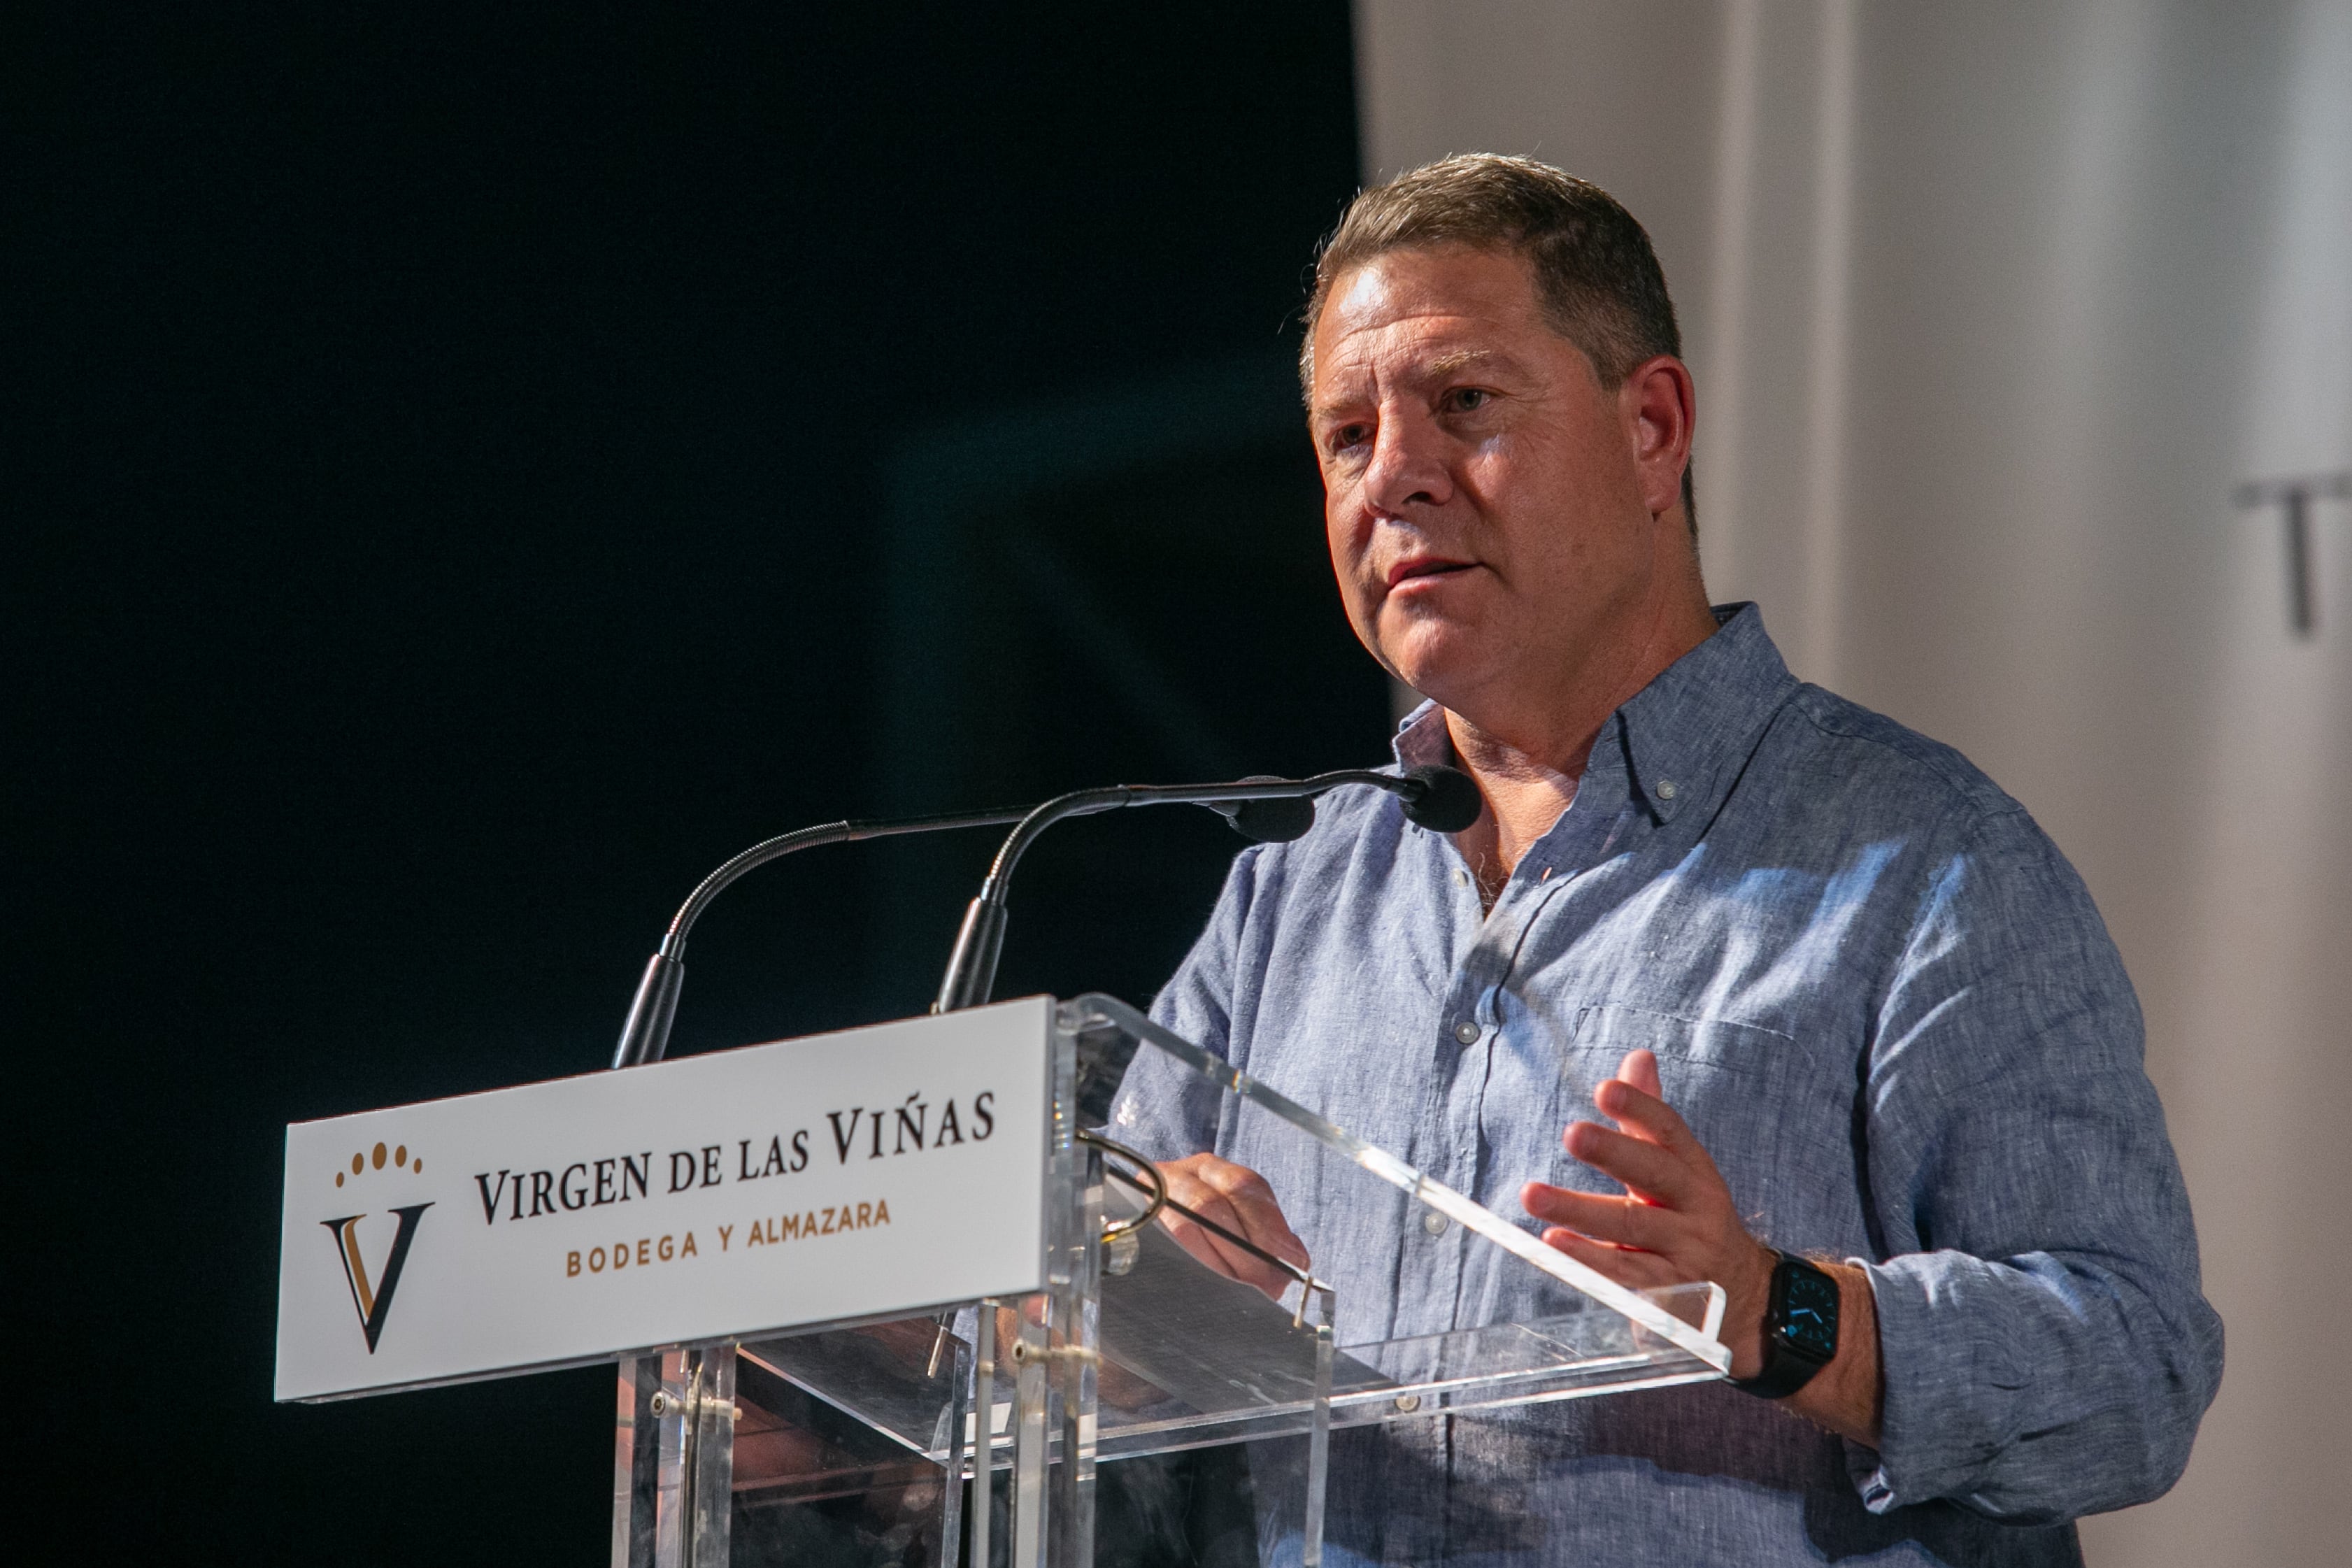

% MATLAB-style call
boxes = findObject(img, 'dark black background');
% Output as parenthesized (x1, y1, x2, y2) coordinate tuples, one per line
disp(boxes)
(8, 6, 1381, 1562)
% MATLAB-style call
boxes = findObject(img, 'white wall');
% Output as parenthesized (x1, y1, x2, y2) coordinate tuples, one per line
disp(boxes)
(1353, 3, 2352, 1562)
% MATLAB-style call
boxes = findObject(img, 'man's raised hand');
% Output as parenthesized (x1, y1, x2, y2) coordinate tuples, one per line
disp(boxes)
(1518, 1048, 1779, 1378)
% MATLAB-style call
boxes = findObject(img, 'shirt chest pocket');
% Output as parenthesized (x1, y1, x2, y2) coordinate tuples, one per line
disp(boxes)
(1535, 1003, 1856, 1244)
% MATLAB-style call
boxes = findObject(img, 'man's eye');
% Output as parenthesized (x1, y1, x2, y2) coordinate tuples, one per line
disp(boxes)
(1446, 388, 1491, 413)
(1329, 424, 1372, 452)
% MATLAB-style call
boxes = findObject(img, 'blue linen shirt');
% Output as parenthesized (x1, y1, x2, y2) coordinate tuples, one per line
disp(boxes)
(1108, 604, 2222, 1567)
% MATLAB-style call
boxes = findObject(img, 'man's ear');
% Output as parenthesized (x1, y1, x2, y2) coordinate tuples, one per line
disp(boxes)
(1624, 355, 1697, 520)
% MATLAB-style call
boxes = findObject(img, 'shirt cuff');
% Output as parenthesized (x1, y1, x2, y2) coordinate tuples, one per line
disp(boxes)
(1848, 1251, 2027, 1513)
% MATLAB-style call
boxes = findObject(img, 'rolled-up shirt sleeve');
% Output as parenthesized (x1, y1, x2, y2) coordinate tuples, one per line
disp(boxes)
(1853, 807, 2225, 1522)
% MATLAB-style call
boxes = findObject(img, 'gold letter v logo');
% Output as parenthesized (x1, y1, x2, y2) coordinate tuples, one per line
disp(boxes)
(320, 1204, 434, 1353)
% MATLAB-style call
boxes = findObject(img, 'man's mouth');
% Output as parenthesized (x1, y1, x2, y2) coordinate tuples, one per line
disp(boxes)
(1385, 555, 1476, 590)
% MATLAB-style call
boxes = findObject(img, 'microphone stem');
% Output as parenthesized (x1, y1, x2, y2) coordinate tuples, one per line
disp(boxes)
(935, 768, 1413, 1013)
(613, 802, 1036, 1069)
(662, 806, 1035, 962)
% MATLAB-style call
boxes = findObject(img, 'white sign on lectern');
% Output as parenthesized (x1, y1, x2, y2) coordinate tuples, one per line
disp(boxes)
(275, 997, 1052, 1402)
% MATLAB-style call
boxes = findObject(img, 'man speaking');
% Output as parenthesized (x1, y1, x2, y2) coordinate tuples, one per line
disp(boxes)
(1106, 155, 2221, 1565)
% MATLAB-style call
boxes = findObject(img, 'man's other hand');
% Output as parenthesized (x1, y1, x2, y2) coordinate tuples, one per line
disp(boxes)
(1154, 1153, 1311, 1301)
(1519, 1048, 1779, 1377)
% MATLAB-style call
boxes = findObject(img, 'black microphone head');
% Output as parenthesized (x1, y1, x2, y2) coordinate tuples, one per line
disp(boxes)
(1399, 764, 1483, 833)
(1204, 778, 1318, 843)
(1227, 794, 1317, 843)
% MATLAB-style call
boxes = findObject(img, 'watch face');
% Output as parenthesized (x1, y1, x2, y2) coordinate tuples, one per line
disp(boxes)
(1779, 1265, 1841, 1360)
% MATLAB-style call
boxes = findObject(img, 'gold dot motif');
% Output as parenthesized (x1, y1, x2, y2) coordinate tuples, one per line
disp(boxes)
(338, 1142, 422, 1185)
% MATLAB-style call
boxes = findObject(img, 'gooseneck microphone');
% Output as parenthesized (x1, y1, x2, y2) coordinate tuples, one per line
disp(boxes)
(934, 764, 1483, 1013)
(611, 806, 1038, 1068)
(606, 779, 1376, 1069)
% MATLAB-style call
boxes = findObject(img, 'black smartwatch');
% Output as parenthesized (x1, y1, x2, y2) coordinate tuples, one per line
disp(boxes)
(1731, 1250, 1841, 1399)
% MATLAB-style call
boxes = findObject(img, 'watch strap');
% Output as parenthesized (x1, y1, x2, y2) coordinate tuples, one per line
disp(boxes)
(1731, 1339, 1826, 1399)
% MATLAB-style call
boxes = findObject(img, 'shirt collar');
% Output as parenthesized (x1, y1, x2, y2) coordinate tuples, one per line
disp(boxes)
(1390, 603, 1797, 824)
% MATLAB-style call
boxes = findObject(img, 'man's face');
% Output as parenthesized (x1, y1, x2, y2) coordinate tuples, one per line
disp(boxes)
(1309, 244, 1681, 724)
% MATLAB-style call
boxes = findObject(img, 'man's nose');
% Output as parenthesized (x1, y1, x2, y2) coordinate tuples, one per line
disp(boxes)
(1363, 409, 1454, 517)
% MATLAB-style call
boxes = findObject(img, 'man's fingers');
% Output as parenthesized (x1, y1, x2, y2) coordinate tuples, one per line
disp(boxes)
(1154, 1155, 1310, 1299)
(1561, 1120, 1697, 1206)
(1157, 1208, 1294, 1297)
(1616, 1048, 1664, 1101)
(1520, 1180, 1676, 1252)
(1187, 1160, 1311, 1268)
(1592, 1074, 1702, 1158)
(1171, 1178, 1309, 1272)
(1535, 1225, 1687, 1290)
(1526, 1067, 1773, 1341)
(1156, 1183, 1292, 1291)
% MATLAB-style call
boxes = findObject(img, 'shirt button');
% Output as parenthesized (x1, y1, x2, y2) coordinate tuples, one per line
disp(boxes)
(1421, 1210, 1448, 1236)
(1453, 1021, 1480, 1045)
(1452, 867, 1469, 888)
(1656, 778, 1679, 800)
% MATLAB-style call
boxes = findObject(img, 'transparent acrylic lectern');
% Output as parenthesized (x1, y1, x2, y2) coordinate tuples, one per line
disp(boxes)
(613, 994, 1731, 1568)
